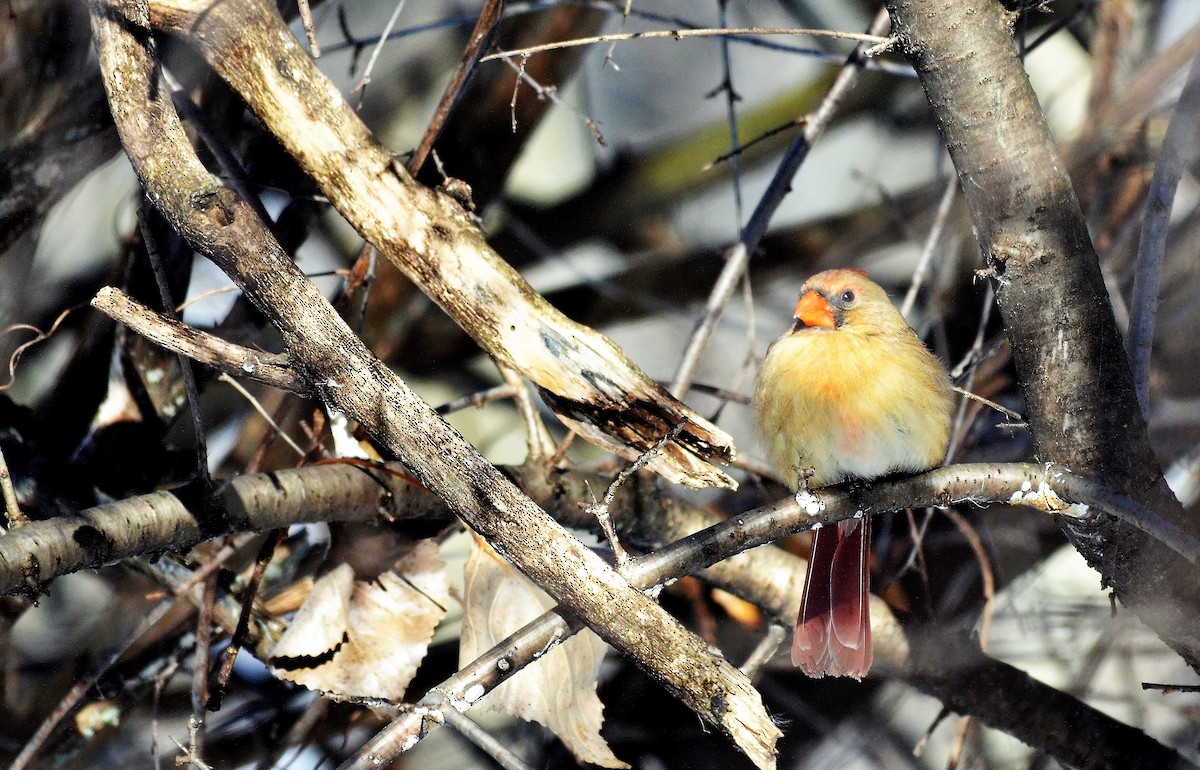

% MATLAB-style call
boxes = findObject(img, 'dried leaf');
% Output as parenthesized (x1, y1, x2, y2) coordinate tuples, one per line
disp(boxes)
(267, 539, 449, 701)
(460, 535, 629, 769)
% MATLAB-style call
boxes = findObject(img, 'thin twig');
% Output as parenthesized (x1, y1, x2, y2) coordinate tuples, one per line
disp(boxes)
(151, 659, 180, 770)
(946, 283, 997, 461)
(297, 0, 320, 57)
(498, 364, 555, 460)
(140, 209, 211, 484)
(352, 0, 410, 106)
(8, 598, 179, 770)
(1142, 682, 1200, 694)
(913, 707, 953, 758)
(901, 173, 958, 320)
(177, 532, 259, 597)
(947, 716, 975, 770)
(408, 0, 504, 175)
(941, 508, 994, 652)
(499, 54, 606, 144)
(187, 572, 218, 761)
(668, 8, 891, 397)
(739, 623, 786, 679)
(208, 530, 284, 711)
(93, 286, 308, 394)
(436, 383, 518, 415)
(0, 443, 25, 529)
(316, 2, 915, 76)
(218, 373, 307, 457)
(601, 0, 634, 67)
(586, 422, 687, 569)
(1126, 51, 1200, 412)
(480, 26, 891, 63)
(952, 386, 1023, 423)
(442, 709, 536, 770)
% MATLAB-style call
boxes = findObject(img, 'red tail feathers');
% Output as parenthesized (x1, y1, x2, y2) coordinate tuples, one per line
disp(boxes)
(792, 517, 872, 679)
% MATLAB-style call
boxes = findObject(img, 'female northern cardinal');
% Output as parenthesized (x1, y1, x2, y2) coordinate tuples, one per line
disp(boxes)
(754, 269, 953, 678)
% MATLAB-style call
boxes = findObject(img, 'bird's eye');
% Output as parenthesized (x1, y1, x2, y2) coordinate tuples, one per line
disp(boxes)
(840, 289, 856, 304)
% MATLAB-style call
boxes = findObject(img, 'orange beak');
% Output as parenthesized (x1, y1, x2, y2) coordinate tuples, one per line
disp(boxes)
(794, 290, 835, 328)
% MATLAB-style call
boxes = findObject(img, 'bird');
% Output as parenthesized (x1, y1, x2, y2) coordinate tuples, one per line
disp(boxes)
(754, 269, 954, 678)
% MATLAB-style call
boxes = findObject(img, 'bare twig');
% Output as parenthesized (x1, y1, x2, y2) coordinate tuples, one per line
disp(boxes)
(669, 8, 891, 397)
(586, 422, 687, 569)
(9, 598, 179, 770)
(140, 208, 211, 483)
(209, 530, 283, 710)
(739, 624, 787, 679)
(941, 508, 994, 652)
(218, 373, 307, 457)
(0, 443, 25, 529)
(186, 572, 218, 761)
(497, 54, 606, 145)
(352, 0, 409, 105)
(1142, 682, 1200, 694)
(436, 383, 518, 415)
(92, 286, 307, 394)
(442, 709, 536, 770)
(901, 174, 958, 320)
(946, 284, 997, 462)
(480, 26, 891, 63)
(498, 363, 555, 461)
(408, 0, 504, 175)
(297, 0, 319, 57)
(951, 385, 1023, 424)
(1126, 51, 1200, 412)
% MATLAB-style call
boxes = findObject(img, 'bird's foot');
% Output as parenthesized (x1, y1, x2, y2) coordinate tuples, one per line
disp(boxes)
(792, 464, 816, 491)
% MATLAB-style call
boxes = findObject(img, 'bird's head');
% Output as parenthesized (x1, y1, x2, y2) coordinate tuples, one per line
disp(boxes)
(791, 269, 900, 334)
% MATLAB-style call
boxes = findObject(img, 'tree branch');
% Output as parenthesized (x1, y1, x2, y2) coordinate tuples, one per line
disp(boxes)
(0, 461, 441, 596)
(87, 1, 776, 764)
(91, 286, 308, 394)
(885, 0, 1200, 671)
(146, 0, 734, 490)
(4, 453, 1190, 768)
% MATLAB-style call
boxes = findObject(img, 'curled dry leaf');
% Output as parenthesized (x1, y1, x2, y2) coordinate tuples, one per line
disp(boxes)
(461, 535, 629, 769)
(267, 539, 449, 702)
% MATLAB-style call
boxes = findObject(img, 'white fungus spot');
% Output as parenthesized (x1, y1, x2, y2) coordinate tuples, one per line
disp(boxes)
(794, 489, 825, 516)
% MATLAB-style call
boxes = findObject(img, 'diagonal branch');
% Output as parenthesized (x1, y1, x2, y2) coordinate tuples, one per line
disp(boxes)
(91, 286, 307, 394)
(146, 0, 734, 490)
(87, 1, 777, 764)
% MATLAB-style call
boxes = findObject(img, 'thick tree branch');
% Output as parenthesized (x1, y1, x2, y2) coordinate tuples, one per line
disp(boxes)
(353, 461, 1197, 770)
(87, 1, 776, 764)
(0, 462, 442, 596)
(145, 0, 733, 490)
(885, 0, 1200, 670)
(3, 455, 1189, 768)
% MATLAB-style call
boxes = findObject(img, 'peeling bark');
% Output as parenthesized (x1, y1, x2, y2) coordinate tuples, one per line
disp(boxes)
(147, 0, 733, 490)
(87, 1, 777, 764)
